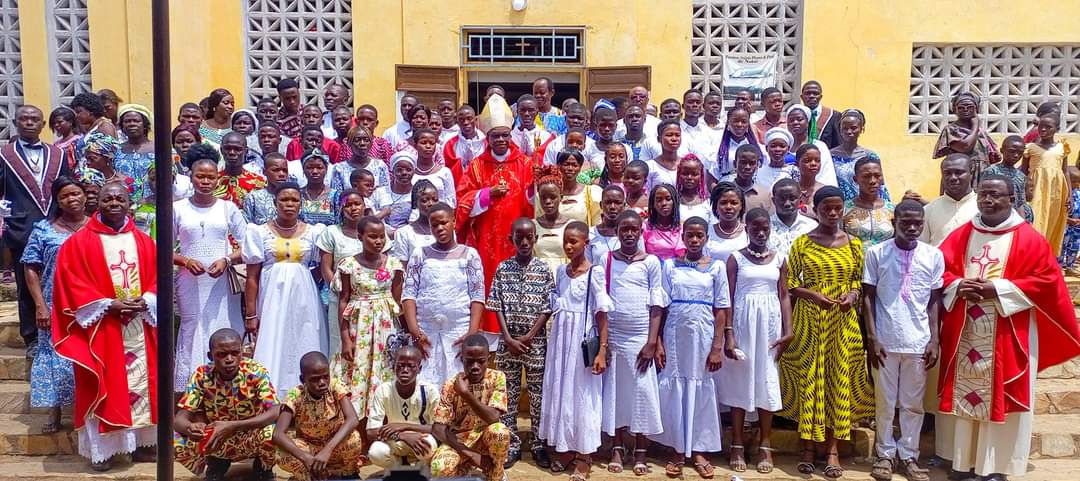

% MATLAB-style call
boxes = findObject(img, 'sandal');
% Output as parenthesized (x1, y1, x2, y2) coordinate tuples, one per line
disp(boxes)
(755, 446, 774, 474)
(871, 457, 894, 481)
(728, 444, 746, 472)
(692, 460, 714, 479)
(551, 459, 568, 473)
(569, 473, 587, 481)
(664, 460, 684, 478)
(607, 446, 625, 474)
(901, 458, 929, 481)
(797, 448, 816, 475)
(633, 449, 650, 476)
(823, 451, 844, 479)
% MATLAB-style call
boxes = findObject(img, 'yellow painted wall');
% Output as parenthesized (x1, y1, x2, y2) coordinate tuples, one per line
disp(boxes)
(801, 0, 1080, 197)
(355, 0, 692, 134)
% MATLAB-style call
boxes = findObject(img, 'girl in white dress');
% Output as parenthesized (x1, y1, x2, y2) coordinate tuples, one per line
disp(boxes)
(677, 155, 713, 223)
(172, 158, 247, 392)
(707, 181, 749, 261)
(410, 129, 456, 207)
(390, 180, 438, 267)
(645, 120, 682, 191)
(652, 217, 730, 478)
(401, 202, 486, 388)
(602, 210, 665, 476)
(371, 152, 415, 232)
(587, 185, 629, 265)
(717, 207, 793, 474)
(540, 221, 612, 481)
(242, 182, 328, 398)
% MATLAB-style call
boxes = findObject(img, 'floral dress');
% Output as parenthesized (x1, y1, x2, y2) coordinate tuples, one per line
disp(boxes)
(842, 198, 895, 252)
(20, 220, 75, 408)
(329, 255, 403, 416)
(1059, 188, 1080, 268)
(300, 188, 341, 226)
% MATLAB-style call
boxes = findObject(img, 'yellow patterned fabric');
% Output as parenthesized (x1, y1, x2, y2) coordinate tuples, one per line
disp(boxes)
(779, 235, 874, 442)
(271, 236, 305, 263)
(1026, 141, 1069, 256)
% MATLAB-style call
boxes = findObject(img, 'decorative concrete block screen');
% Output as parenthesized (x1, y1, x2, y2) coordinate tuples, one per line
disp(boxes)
(47, 0, 92, 107)
(909, 44, 1080, 135)
(690, 0, 803, 99)
(0, 0, 22, 143)
(244, 0, 354, 105)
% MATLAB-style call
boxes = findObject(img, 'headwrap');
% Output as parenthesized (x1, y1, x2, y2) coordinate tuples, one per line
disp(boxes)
(764, 127, 794, 148)
(231, 108, 261, 150)
(301, 148, 329, 165)
(785, 103, 812, 120)
(75, 166, 106, 187)
(593, 98, 616, 113)
(171, 124, 202, 144)
(80, 132, 120, 159)
(117, 103, 153, 125)
(812, 185, 844, 207)
(389, 150, 417, 169)
(952, 92, 979, 107)
(478, 94, 514, 132)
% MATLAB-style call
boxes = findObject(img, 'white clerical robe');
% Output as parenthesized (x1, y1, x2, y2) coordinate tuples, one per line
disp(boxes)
(940, 212, 1036, 476)
(920, 190, 979, 246)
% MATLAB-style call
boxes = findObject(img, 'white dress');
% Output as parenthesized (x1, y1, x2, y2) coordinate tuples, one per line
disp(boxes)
(540, 264, 613, 454)
(172, 199, 246, 391)
(601, 254, 665, 436)
(715, 251, 784, 412)
(391, 223, 435, 264)
(651, 259, 729, 454)
(679, 201, 714, 224)
(586, 227, 644, 266)
(413, 167, 456, 207)
(371, 186, 414, 230)
(315, 225, 365, 360)
(707, 228, 749, 262)
(402, 244, 485, 388)
(242, 222, 328, 398)
(645, 159, 678, 192)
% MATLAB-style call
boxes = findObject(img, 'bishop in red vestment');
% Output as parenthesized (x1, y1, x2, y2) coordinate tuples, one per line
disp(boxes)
(456, 94, 536, 338)
(52, 182, 159, 470)
(936, 175, 1080, 478)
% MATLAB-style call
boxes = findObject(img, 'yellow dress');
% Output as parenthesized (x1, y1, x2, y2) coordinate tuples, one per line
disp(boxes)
(779, 235, 874, 442)
(535, 185, 602, 226)
(1026, 142, 1069, 256)
(533, 220, 568, 274)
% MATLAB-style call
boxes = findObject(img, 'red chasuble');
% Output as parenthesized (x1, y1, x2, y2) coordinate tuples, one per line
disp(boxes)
(52, 216, 159, 433)
(937, 220, 1080, 422)
(456, 143, 535, 334)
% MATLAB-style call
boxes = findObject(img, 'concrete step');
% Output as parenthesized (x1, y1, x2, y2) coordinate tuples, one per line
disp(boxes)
(1037, 358, 1080, 380)
(1068, 276, 1080, 305)
(1032, 413, 1080, 459)
(0, 303, 22, 349)
(0, 284, 14, 303)
(0, 414, 76, 456)
(0, 454, 1076, 481)
(0, 348, 27, 382)
(0, 383, 31, 415)
(1036, 378, 1080, 415)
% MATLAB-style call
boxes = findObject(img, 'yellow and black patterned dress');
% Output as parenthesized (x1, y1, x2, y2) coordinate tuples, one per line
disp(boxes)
(779, 235, 874, 442)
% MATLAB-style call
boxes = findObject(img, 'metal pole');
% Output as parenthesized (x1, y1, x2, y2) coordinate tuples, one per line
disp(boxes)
(151, 0, 174, 479)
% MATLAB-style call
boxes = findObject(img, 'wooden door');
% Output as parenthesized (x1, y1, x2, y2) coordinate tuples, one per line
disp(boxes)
(395, 65, 460, 107)
(584, 66, 651, 107)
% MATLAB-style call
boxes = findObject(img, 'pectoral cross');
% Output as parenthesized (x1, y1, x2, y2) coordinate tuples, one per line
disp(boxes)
(109, 250, 137, 290)
(969, 244, 1000, 279)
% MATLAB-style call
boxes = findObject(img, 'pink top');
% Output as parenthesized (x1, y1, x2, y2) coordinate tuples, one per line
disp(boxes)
(643, 223, 685, 260)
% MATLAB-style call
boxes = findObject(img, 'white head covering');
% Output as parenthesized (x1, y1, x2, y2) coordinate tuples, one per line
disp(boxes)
(785, 103, 811, 120)
(478, 94, 514, 133)
(389, 150, 417, 169)
(764, 127, 794, 148)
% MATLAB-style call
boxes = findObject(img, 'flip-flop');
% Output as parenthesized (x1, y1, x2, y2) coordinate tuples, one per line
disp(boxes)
(693, 460, 715, 478)
(665, 461, 684, 478)
(607, 446, 625, 474)
(797, 448, 816, 474)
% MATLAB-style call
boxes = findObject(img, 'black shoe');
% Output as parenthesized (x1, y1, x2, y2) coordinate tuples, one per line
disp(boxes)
(205, 457, 231, 481)
(90, 457, 113, 472)
(980, 474, 1008, 481)
(532, 447, 551, 469)
(131, 446, 157, 463)
(252, 457, 276, 481)
(948, 469, 977, 481)
(504, 449, 521, 469)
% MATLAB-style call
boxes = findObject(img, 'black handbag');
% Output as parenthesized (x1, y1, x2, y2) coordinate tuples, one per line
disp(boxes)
(580, 266, 601, 367)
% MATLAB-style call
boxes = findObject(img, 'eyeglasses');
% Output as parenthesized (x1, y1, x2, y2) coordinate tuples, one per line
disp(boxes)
(976, 191, 1010, 200)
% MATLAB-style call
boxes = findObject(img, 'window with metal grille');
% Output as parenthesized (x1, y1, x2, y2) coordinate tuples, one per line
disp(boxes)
(0, 0, 22, 143)
(461, 27, 584, 65)
(244, 0, 353, 105)
(47, 0, 92, 108)
(691, 0, 803, 99)
(908, 44, 1080, 135)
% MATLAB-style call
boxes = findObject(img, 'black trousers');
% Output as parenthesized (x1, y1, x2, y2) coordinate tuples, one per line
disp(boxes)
(11, 244, 37, 348)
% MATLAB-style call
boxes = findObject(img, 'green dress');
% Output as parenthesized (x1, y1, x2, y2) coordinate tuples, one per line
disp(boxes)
(779, 235, 874, 442)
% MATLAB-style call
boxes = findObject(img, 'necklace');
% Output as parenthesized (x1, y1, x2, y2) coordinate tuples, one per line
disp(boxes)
(272, 218, 299, 237)
(716, 221, 742, 237)
(415, 160, 437, 176)
(746, 246, 771, 259)
(56, 216, 87, 233)
(430, 243, 458, 254)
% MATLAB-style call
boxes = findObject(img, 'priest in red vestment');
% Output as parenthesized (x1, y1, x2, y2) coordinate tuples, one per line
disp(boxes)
(442, 104, 485, 185)
(936, 174, 1080, 479)
(52, 181, 159, 471)
(456, 94, 536, 341)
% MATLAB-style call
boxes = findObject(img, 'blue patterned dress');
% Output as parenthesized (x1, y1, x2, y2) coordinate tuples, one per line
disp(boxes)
(20, 220, 75, 408)
(1058, 188, 1080, 268)
(833, 147, 891, 202)
(113, 151, 155, 185)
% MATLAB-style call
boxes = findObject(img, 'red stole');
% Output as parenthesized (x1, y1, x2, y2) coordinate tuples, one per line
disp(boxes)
(456, 144, 535, 333)
(938, 220, 1080, 422)
(51, 216, 159, 432)
(0, 142, 64, 215)
(814, 106, 835, 140)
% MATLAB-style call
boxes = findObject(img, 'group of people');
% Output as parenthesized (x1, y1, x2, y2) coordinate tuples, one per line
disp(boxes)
(2, 76, 1079, 481)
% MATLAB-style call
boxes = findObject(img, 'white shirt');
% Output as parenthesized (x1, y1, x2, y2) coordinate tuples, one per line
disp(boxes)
(645, 158, 678, 191)
(367, 381, 441, 425)
(756, 164, 793, 192)
(543, 134, 602, 167)
(511, 125, 556, 159)
(920, 190, 978, 246)
(615, 115, 661, 143)
(767, 213, 817, 256)
(680, 119, 721, 173)
(382, 120, 412, 148)
(710, 138, 766, 181)
(639, 137, 690, 163)
(15, 139, 46, 185)
(863, 239, 945, 354)
(321, 111, 338, 140)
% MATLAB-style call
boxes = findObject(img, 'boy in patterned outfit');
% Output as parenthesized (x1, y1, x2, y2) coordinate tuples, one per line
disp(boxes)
(173, 329, 278, 481)
(486, 218, 555, 468)
(274, 352, 364, 481)
(431, 334, 512, 481)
